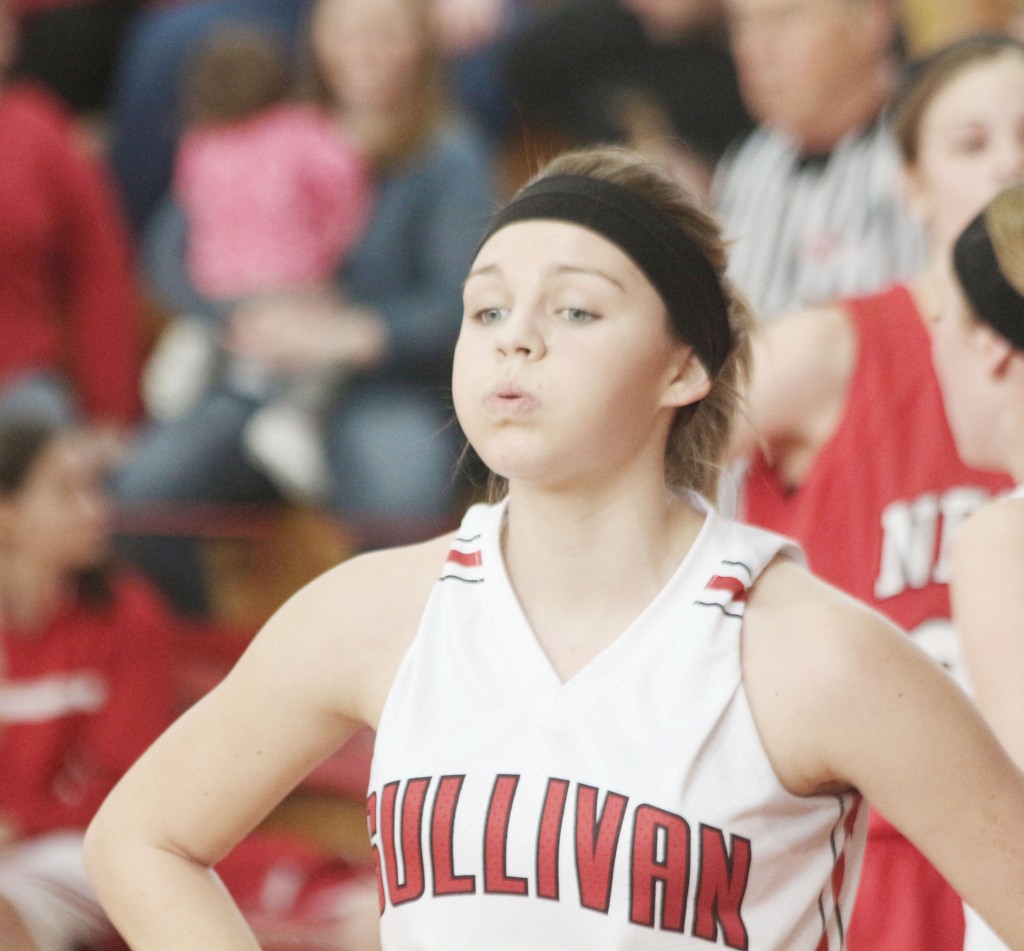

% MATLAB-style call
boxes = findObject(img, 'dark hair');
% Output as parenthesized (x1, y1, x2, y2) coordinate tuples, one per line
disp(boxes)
(890, 34, 1024, 164)
(473, 146, 754, 504)
(0, 419, 113, 606)
(182, 24, 292, 127)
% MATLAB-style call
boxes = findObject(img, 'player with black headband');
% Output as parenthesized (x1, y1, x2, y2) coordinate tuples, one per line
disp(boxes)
(84, 147, 1024, 950)
(932, 181, 1024, 951)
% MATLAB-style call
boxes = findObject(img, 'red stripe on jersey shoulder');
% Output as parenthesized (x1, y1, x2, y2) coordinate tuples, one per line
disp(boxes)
(446, 548, 482, 568)
(705, 574, 749, 602)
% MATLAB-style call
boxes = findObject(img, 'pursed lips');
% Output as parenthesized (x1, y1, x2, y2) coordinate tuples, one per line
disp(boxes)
(484, 382, 538, 416)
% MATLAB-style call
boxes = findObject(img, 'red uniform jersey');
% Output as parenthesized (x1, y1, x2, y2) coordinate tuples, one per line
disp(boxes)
(0, 575, 175, 838)
(741, 283, 1014, 951)
(743, 284, 1011, 654)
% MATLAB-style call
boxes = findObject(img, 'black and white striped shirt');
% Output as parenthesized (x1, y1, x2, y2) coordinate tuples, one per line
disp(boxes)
(712, 117, 926, 321)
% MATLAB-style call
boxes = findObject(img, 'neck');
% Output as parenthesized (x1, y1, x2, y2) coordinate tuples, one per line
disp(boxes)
(797, 64, 893, 156)
(338, 101, 413, 164)
(502, 475, 706, 612)
(997, 397, 1024, 484)
(0, 554, 64, 633)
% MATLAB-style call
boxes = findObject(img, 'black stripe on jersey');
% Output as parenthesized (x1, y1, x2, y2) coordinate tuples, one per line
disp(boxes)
(693, 601, 743, 620)
(817, 892, 829, 949)
(720, 559, 753, 579)
(828, 796, 849, 948)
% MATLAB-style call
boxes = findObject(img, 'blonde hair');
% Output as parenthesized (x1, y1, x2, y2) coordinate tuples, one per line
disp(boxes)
(483, 146, 754, 505)
(983, 181, 1024, 299)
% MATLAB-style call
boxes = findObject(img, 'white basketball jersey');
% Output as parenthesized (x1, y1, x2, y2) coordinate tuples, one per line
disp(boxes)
(367, 499, 867, 950)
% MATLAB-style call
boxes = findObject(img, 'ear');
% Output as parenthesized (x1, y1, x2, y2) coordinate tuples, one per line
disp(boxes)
(661, 347, 711, 409)
(978, 324, 1016, 379)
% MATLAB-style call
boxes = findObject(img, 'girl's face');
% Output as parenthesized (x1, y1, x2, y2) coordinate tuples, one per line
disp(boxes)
(453, 220, 710, 490)
(313, 0, 425, 112)
(930, 272, 998, 469)
(0, 438, 111, 574)
(905, 52, 1024, 255)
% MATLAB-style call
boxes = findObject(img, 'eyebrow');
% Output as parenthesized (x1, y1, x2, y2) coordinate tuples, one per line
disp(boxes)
(464, 262, 626, 291)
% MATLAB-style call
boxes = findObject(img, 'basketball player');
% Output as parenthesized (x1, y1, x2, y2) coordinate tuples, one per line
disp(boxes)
(932, 180, 1024, 951)
(84, 147, 1024, 949)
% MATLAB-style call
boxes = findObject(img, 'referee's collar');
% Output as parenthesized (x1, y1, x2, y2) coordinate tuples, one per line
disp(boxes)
(794, 112, 885, 170)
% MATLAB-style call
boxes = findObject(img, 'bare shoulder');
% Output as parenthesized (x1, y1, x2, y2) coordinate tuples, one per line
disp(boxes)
(743, 556, 901, 701)
(233, 531, 457, 728)
(741, 556, 942, 796)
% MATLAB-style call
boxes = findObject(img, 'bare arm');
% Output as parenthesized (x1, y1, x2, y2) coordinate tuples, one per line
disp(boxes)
(730, 304, 856, 483)
(952, 497, 1024, 769)
(744, 559, 1024, 946)
(84, 538, 449, 949)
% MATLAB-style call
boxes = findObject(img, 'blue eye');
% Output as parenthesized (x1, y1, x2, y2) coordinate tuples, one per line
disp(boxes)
(474, 308, 506, 324)
(562, 307, 596, 323)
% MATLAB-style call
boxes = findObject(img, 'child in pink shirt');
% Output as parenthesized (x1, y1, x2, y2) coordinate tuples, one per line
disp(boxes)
(166, 25, 371, 500)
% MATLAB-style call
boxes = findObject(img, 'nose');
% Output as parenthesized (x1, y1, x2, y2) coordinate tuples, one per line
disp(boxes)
(495, 307, 546, 361)
(76, 483, 112, 533)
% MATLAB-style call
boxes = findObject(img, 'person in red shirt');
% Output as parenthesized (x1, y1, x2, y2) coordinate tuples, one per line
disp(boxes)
(731, 34, 1024, 951)
(0, 0, 143, 437)
(0, 420, 176, 951)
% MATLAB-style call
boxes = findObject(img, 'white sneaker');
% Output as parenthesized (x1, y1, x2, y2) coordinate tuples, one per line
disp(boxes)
(141, 317, 217, 420)
(243, 402, 330, 503)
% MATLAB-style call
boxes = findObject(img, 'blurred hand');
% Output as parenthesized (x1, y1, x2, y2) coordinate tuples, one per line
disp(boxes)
(226, 295, 389, 373)
(431, 0, 508, 56)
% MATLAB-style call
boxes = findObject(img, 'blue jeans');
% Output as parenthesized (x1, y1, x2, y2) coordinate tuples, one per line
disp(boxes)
(113, 382, 462, 615)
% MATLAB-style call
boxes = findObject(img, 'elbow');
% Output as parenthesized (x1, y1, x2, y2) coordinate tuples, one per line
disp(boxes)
(83, 792, 149, 898)
(82, 802, 118, 893)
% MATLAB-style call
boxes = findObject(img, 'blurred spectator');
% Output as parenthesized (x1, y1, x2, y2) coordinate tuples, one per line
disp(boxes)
(431, 0, 536, 143)
(8, 0, 137, 114)
(107, 0, 522, 234)
(153, 23, 372, 502)
(0, 0, 143, 442)
(505, 0, 752, 199)
(107, 0, 310, 233)
(0, 420, 176, 951)
(730, 34, 1024, 951)
(114, 0, 495, 618)
(714, 0, 925, 319)
(0, 419, 381, 951)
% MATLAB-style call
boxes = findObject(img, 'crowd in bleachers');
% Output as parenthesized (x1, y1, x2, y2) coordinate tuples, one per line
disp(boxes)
(3, 0, 1024, 948)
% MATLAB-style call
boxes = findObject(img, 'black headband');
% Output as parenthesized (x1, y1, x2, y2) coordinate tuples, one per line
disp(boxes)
(477, 174, 734, 378)
(953, 209, 1024, 352)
